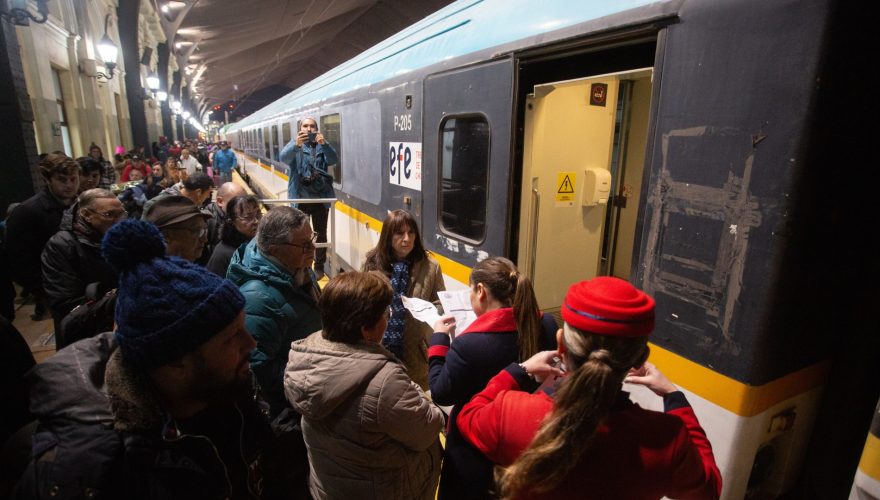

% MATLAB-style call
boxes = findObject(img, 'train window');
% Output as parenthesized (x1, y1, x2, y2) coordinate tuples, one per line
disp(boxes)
(262, 127, 270, 158)
(271, 124, 279, 161)
(439, 115, 489, 242)
(282, 122, 291, 149)
(320, 114, 342, 183)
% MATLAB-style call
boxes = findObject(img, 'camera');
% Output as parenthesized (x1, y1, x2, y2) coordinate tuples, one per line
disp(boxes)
(307, 132, 317, 144)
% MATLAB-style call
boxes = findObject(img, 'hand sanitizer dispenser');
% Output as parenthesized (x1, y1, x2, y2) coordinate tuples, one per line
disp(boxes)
(583, 167, 611, 206)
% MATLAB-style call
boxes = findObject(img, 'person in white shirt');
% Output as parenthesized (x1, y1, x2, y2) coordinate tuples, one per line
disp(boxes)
(179, 148, 202, 177)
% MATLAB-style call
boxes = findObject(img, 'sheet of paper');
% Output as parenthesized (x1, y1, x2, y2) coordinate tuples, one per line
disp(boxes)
(401, 296, 441, 326)
(438, 289, 477, 337)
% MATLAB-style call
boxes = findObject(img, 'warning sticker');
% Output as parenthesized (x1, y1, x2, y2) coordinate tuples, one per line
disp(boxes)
(556, 172, 577, 207)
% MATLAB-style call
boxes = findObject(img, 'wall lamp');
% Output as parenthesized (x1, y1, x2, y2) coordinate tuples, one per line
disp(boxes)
(95, 15, 118, 80)
(1, 0, 50, 26)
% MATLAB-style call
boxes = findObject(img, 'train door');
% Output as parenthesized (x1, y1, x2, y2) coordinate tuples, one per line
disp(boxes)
(517, 69, 652, 311)
(422, 58, 515, 279)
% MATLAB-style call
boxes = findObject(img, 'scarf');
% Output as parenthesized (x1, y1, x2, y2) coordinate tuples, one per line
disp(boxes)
(382, 261, 410, 359)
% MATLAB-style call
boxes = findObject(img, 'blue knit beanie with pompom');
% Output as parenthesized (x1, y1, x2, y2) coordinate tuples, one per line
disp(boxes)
(102, 219, 246, 369)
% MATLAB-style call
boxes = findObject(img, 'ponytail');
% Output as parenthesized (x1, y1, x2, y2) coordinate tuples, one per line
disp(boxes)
(512, 272, 540, 361)
(497, 326, 649, 497)
(470, 257, 541, 360)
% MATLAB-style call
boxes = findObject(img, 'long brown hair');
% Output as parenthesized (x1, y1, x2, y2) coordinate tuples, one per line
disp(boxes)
(497, 324, 650, 497)
(469, 257, 540, 361)
(363, 209, 426, 273)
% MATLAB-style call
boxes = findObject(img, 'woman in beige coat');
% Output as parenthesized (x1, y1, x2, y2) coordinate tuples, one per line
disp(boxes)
(284, 271, 444, 500)
(363, 210, 444, 388)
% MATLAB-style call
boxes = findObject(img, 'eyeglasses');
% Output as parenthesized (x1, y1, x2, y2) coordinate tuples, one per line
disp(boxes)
(86, 207, 128, 220)
(282, 232, 319, 252)
(236, 213, 262, 224)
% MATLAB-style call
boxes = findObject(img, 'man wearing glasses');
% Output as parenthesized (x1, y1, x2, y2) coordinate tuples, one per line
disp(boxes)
(143, 196, 211, 263)
(227, 206, 323, 418)
(41, 188, 124, 347)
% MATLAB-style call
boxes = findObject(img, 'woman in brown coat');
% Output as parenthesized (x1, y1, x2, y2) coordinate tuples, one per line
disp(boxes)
(363, 210, 444, 388)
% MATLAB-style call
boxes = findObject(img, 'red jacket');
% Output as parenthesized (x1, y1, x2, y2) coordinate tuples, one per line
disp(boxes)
(457, 365, 722, 499)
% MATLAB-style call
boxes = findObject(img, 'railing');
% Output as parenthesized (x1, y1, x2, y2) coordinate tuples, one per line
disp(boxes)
(260, 198, 338, 279)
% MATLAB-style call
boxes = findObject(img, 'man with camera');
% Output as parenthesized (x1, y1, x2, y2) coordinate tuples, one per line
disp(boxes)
(280, 117, 338, 280)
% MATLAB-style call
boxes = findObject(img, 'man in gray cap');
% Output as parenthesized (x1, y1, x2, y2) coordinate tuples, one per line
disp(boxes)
(142, 195, 210, 262)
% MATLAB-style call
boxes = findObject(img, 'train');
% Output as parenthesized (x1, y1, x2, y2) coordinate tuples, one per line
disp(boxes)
(222, 0, 875, 497)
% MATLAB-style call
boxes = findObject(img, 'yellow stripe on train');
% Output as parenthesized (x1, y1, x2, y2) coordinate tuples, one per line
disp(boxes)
(241, 149, 829, 419)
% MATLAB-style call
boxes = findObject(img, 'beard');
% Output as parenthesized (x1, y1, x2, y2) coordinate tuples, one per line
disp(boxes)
(185, 353, 253, 406)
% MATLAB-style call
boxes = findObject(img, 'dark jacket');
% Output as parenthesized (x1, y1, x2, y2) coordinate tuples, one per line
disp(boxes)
(227, 240, 322, 417)
(41, 211, 117, 345)
(13, 333, 274, 500)
(280, 141, 338, 205)
(427, 308, 557, 500)
(5, 190, 70, 294)
(204, 201, 225, 259)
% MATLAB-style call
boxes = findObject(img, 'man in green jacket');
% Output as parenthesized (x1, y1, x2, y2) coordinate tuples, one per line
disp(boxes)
(227, 206, 322, 417)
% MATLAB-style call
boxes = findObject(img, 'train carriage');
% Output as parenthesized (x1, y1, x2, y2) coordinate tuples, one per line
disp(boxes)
(223, 0, 872, 497)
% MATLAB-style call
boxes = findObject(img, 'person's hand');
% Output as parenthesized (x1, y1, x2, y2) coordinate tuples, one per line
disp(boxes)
(520, 350, 564, 382)
(296, 130, 308, 147)
(316, 133, 326, 145)
(433, 315, 456, 336)
(624, 362, 677, 396)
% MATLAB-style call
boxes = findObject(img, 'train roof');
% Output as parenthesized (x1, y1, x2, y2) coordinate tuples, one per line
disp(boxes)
(229, 0, 662, 130)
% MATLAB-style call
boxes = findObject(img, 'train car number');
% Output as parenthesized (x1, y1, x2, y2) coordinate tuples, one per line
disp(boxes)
(393, 114, 413, 131)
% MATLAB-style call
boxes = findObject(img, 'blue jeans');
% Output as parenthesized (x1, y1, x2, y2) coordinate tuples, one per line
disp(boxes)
(219, 170, 232, 184)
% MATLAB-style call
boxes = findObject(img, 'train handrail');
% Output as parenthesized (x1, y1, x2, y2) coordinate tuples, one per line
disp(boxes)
(260, 197, 338, 280)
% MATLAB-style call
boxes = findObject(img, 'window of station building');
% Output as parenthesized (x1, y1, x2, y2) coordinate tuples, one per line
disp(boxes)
(319, 114, 342, 183)
(439, 115, 490, 242)
(271, 124, 279, 161)
(51, 68, 73, 157)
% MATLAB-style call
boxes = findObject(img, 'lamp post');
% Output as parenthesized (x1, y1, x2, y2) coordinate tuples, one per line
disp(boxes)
(95, 15, 118, 80)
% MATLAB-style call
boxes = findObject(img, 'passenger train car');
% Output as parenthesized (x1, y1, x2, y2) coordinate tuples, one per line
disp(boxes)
(224, 0, 873, 497)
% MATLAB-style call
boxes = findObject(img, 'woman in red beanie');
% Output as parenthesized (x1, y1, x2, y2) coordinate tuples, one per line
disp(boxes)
(457, 277, 722, 499)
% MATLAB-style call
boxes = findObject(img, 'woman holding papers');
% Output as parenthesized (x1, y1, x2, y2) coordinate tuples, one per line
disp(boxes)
(427, 256, 557, 500)
(363, 210, 445, 389)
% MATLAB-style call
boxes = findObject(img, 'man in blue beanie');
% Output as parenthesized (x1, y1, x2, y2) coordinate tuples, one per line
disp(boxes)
(12, 219, 285, 499)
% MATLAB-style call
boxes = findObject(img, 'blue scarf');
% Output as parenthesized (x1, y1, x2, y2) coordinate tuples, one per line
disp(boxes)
(383, 261, 410, 359)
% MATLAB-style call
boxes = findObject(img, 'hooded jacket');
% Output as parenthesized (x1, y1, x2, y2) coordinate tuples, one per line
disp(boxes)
(227, 240, 322, 416)
(284, 332, 443, 500)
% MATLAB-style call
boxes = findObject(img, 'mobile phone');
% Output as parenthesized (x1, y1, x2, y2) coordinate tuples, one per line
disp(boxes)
(307, 132, 317, 143)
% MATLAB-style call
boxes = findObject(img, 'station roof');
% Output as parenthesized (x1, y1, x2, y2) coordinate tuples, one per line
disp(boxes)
(164, 0, 454, 113)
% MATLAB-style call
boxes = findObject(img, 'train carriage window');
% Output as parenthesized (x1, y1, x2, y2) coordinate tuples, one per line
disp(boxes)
(262, 127, 270, 158)
(271, 125, 279, 161)
(282, 122, 291, 149)
(320, 114, 342, 183)
(439, 115, 490, 242)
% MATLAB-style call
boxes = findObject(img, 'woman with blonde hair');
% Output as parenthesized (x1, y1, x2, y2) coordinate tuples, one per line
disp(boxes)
(428, 256, 557, 499)
(457, 277, 722, 499)
(362, 209, 444, 388)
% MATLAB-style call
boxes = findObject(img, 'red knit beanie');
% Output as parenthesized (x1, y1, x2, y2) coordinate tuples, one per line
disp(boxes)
(561, 277, 655, 337)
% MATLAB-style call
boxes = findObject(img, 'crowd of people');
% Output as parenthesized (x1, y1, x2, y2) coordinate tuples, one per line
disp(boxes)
(0, 132, 723, 499)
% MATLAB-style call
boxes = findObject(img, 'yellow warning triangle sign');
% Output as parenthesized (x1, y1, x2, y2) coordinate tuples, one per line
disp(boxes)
(558, 175, 575, 194)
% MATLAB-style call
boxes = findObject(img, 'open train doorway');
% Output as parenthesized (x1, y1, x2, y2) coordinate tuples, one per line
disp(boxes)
(516, 68, 653, 314)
